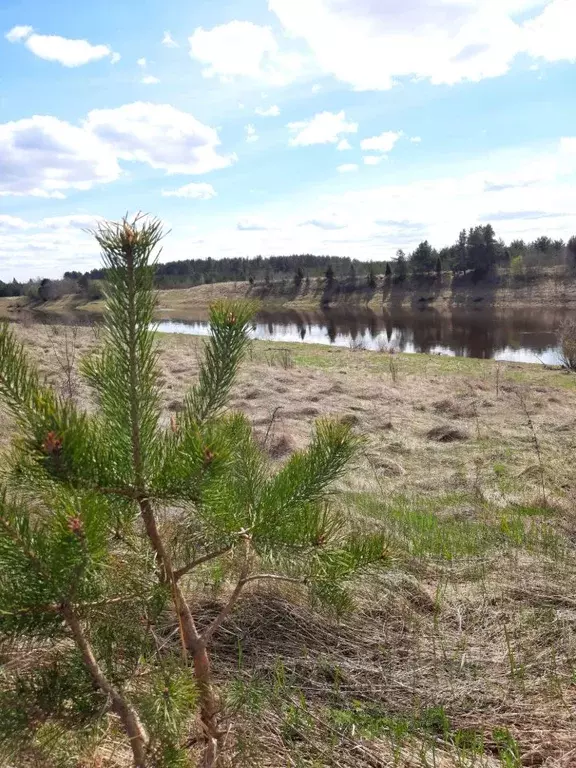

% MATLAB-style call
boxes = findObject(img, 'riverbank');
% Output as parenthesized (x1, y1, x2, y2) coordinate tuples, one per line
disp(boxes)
(3, 324, 576, 766)
(3, 268, 576, 322)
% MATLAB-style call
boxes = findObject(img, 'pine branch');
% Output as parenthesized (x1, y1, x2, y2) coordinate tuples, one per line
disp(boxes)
(182, 301, 257, 427)
(241, 573, 305, 586)
(61, 602, 150, 767)
(199, 564, 249, 648)
(174, 544, 234, 582)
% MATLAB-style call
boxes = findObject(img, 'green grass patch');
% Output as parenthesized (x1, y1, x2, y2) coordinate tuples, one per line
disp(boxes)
(350, 492, 566, 561)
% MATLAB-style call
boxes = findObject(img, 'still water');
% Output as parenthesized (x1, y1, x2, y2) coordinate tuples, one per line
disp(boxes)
(157, 306, 574, 365)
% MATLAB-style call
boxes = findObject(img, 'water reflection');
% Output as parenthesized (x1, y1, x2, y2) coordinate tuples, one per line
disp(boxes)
(157, 306, 575, 364)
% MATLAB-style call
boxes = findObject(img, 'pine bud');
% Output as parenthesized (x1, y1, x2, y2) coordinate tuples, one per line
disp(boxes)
(67, 516, 84, 536)
(42, 431, 63, 456)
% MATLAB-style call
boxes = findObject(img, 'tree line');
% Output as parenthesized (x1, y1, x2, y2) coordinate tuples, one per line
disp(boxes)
(394, 226, 576, 280)
(1, 226, 575, 301)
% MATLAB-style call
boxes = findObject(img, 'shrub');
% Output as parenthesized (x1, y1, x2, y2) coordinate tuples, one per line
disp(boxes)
(559, 317, 576, 371)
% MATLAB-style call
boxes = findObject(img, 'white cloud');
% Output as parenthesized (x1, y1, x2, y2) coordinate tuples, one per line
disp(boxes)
(0, 115, 120, 198)
(269, 0, 576, 90)
(410, 136, 422, 144)
(255, 105, 280, 117)
(162, 31, 178, 48)
(162, 182, 216, 199)
(85, 102, 235, 175)
(288, 111, 358, 147)
(245, 124, 259, 143)
(337, 163, 358, 173)
(0, 214, 104, 280)
(110, 52, 121, 64)
(5, 25, 33, 43)
(237, 217, 270, 231)
(141, 75, 160, 84)
(7, 26, 118, 67)
(41, 215, 104, 230)
(361, 131, 402, 154)
(300, 217, 346, 230)
(0, 215, 31, 230)
(311, 84, 322, 93)
(137, 57, 147, 67)
(364, 155, 385, 166)
(523, 0, 575, 63)
(0, 103, 234, 200)
(337, 139, 352, 151)
(560, 137, 576, 154)
(189, 21, 303, 85)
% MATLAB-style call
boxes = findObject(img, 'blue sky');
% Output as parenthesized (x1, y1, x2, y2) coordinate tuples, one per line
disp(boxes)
(1, 0, 575, 280)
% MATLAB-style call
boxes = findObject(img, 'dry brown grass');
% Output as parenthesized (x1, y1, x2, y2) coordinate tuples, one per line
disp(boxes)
(3, 323, 576, 767)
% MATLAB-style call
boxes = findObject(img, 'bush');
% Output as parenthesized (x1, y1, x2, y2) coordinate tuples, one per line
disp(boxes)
(559, 317, 576, 371)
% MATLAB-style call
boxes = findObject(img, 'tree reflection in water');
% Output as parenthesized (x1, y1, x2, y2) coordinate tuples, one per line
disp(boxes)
(155, 305, 575, 364)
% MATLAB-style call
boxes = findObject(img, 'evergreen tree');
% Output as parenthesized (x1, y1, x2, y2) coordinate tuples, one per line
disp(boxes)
(394, 250, 408, 282)
(367, 268, 377, 289)
(0, 215, 389, 768)
(325, 263, 335, 286)
(384, 262, 392, 278)
(410, 241, 436, 275)
(435, 256, 442, 278)
(568, 236, 576, 266)
(453, 229, 468, 274)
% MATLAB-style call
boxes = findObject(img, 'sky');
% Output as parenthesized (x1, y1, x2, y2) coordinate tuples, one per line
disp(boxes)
(1, 0, 575, 281)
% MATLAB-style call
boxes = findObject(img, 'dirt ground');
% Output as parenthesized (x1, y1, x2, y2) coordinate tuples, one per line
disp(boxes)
(3, 322, 576, 767)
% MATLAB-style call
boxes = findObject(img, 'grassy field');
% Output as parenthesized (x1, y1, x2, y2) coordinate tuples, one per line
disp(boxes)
(3, 323, 576, 767)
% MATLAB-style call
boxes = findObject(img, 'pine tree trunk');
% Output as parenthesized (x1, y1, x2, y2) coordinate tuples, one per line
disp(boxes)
(189, 636, 221, 765)
(62, 604, 150, 767)
(140, 498, 222, 765)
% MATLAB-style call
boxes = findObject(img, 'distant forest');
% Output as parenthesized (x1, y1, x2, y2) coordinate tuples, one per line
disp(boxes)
(2, 226, 575, 300)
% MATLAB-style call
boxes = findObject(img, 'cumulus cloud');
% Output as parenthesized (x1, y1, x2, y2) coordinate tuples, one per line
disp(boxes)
(245, 124, 259, 143)
(0, 215, 31, 230)
(337, 139, 352, 151)
(337, 163, 358, 173)
(141, 75, 160, 84)
(523, 0, 575, 63)
(6, 26, 118, 66)
(162, 31, 178, 47)
(410, 136, 422, 144)
(288, 111, 358, 147)
(269, 0, 575, 90)
(0, 115, 120, 198)
(5, 25, 33, 43)
(85, 102, 236, 175)
(0, 103, 234, 199)
(162, 182, 216, 199)
(137, 57, 147, 67)
(189, 21, 303, 85)
(255, 104, 280, 117)
(361, 131, 403, 154)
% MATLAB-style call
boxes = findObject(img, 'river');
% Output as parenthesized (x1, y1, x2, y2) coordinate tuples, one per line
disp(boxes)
(156, 306, 575, 365)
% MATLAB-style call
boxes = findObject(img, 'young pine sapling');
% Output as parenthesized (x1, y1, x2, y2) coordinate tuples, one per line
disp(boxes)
(0, 215, 391, 767)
